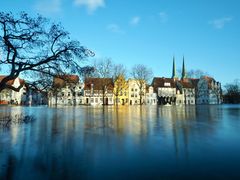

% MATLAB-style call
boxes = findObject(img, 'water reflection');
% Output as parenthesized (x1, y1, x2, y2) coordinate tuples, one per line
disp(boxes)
(0, 105, 240, 179)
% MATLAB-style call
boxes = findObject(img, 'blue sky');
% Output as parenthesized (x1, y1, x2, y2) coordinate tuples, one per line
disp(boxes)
(0, 0, 239, 85)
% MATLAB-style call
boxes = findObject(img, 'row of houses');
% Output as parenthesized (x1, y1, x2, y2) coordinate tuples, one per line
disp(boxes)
(0, 60, 222, 106)
(48, 60, 222, 106)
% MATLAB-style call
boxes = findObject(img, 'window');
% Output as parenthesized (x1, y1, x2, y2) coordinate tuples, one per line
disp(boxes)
(135, 89, 138, 92)
(164, 82, 171, 87)
(131, 88, 134, 91)
(68, 92, 71, 96)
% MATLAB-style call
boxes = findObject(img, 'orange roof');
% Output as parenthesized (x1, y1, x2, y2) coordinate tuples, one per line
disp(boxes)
(201, 76, 218, 88)
(53, 75, 79, 88)
(0, 75, 25, 86)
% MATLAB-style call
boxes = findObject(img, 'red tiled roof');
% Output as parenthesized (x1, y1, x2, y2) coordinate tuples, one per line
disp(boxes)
(53, 75, 79, 88)
(179, 79, 195, 88)
(84, 78, 114, 90)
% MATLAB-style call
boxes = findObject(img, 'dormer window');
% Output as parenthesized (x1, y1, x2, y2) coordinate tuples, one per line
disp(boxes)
(164, 82, 171, 87)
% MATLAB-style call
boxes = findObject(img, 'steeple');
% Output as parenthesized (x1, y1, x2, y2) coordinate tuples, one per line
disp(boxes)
(172, 56, 178, 79)
(182, 56, 187, 79)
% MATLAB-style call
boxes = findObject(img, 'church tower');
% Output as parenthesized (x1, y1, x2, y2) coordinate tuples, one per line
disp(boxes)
(172, 56, 178, 80)
(181, 56, 187, 80)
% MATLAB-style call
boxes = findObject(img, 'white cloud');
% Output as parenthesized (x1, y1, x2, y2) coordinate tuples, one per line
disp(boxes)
(35, 0, 61, 14)
(159, 12, 168, 23)
(74, 0, 105, 12)
(130, 16, 141, 26)
(107, 24, 125, 34)
(209, 17, 233, 29)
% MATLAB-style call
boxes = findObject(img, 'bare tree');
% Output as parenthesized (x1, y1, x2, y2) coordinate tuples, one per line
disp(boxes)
(0, 12, 94, 92)
(177, 69, 209, 79)
(92, 58, 113, 78)
(112, 64, 127, 80)
(224, 79, 240, 104)
(131, 64, 153, 105)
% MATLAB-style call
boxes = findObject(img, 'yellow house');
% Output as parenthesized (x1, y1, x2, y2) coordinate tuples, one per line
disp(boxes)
(113, 75, 128, 105)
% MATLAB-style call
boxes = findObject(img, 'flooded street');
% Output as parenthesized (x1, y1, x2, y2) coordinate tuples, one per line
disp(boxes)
(0, 105, 240, 179)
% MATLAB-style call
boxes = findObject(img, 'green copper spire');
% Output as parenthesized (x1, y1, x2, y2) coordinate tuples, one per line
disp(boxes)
(172, 56, 177, 79)
(182, 56, 187, 79)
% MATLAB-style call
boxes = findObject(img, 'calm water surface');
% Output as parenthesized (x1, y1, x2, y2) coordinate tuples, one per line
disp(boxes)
(0, 105, 240, 179)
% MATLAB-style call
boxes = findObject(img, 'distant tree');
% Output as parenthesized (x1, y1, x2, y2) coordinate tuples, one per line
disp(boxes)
(0, 12, 94, 92)
(131, 64, 153, 105)
(177, 69, 209, 79)
(224, 79, 240, 104)
(112, 64, 128, 80)
(92, 58, 113, 78)
(91, 58, 115, 105)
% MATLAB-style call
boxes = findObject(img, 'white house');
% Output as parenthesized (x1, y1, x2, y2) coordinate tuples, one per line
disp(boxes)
(145, 86, 157, 105)
(0, 76, 26, 105)
(196, 76, 222, 104)
(84, 78, 114, 106)
(128, 79, 146, 105)
(48, 75, 84, 106)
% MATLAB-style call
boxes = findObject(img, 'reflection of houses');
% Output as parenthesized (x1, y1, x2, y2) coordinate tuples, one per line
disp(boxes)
(0, 76, 26, 105)
(197, 76, 222, 104)
(84, 78, 114, 105)
(128, 79, 146, 105)
(146, 86, 157, 105)
(48, 75, 84, 106)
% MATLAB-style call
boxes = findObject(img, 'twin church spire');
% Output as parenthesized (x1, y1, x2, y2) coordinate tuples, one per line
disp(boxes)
(171, 56, 187, 80)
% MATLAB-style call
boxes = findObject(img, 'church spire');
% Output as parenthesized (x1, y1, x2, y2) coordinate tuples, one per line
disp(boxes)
(182, 56, 187, 79)
(172, 56, 177, 79)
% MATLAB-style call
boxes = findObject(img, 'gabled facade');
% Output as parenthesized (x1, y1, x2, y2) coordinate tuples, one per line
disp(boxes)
(0, 76, 26, 105)
(84, 78, 114, 105)
(197, 76, 222, 104)
(48, 75, 84, 106)
(128, 79, 146, 105)
(177, 80, 196, 105)
(145, 86, 157, 105)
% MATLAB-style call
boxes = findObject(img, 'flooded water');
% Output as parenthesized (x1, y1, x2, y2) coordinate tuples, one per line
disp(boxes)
(0, 105, 240, 179)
